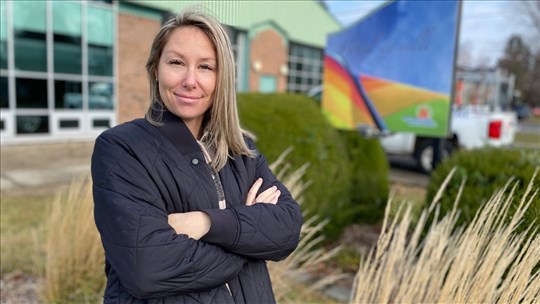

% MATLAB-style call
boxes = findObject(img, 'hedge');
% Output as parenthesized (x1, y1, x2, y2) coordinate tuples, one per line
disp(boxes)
(338, 130, 388, 225)
(426, 148, 540, 234)
(238, 93, 389, 238)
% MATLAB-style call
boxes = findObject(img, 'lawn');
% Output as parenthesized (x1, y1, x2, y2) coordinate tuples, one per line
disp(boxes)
(1, 191, 53, 275)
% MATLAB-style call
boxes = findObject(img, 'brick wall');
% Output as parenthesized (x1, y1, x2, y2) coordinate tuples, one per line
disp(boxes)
(117, 13, 161, 124)
(249, 29, 287, 92)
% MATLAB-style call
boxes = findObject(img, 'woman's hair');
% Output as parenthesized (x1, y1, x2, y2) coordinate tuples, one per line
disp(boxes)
(145, 7, 255, 171)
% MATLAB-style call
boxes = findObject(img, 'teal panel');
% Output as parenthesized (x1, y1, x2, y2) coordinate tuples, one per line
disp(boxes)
(87, 6, 113, 46)
(53, 2, 81, 36)
(1, 1, 6, 41)
(1, 1, 6, 69)
(13, 0, 46, 32)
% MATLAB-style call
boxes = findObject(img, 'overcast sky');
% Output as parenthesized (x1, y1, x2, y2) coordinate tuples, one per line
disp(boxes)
(323, 0, 536, 68)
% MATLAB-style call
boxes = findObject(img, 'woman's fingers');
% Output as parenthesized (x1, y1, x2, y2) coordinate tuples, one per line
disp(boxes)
(245, 178, 263, 205)
(246, 178, 281, 205)
(255, 187, 280, 204)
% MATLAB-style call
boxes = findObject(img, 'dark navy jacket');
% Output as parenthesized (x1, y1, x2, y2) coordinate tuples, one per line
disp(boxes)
(91, 111, 303, 303)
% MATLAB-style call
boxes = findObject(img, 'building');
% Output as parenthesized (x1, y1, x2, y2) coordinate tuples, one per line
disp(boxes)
(455, 67, 516, 110)
(0, 0, 340, 143)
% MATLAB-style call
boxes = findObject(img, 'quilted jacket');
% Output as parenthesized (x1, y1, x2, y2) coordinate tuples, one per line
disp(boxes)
(91, 111, 303, 303)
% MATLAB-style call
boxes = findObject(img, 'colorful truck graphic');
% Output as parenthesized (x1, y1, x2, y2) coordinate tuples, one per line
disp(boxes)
(322, 0, 461, 137)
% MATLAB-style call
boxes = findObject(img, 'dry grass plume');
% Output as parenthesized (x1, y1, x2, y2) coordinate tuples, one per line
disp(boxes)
(43, 177, 105, 303)
(351, 168, 540, 303)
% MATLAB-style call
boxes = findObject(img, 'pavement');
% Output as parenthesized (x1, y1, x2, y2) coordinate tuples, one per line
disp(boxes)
(1, 139, 430, 195)
(1, 140, 95, 194)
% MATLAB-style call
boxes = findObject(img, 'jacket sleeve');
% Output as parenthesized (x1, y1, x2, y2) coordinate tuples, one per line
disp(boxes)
(200, 145, 303, 261)
(92, 132, 246, 299)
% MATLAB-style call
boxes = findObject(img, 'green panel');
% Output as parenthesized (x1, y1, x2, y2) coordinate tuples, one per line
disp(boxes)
(13, 1, 46, 32)
(87, 6, 113, 46)
(383, 100, 451, 137)
(53, 2, 81, 36)
(125, 0, 341, 47)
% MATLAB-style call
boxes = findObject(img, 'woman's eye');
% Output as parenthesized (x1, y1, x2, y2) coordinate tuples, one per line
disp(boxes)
(200, 64, 214, 71)
(169, 59, 184, 65)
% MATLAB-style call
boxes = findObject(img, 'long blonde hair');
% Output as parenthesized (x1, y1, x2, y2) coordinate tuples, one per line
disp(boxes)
(145, 8, 255, 171)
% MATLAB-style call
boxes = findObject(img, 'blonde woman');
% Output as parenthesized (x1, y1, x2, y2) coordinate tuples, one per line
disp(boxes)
(91, 8, 302, 304)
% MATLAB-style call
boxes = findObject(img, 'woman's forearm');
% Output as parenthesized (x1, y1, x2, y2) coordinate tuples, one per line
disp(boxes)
(168, 211, 211, 240)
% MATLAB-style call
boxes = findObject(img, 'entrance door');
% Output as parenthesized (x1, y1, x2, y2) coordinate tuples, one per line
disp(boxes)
(259, 75, 277, 93)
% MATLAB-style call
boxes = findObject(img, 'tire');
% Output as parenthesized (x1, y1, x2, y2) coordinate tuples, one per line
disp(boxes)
(415, 138, 454, 173)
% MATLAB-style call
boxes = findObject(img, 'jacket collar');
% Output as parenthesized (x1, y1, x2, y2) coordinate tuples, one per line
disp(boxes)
(156, 110, 201, 156)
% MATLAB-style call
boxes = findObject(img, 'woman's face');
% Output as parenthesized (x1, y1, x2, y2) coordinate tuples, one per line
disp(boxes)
(157, 26, 217, 136)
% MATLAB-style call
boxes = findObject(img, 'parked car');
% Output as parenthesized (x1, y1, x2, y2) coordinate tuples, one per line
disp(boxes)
(511, 103, 532, 120)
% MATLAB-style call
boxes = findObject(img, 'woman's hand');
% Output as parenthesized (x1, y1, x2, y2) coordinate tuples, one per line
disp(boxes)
(168, 211, 211, 240)
(245, 178, 280, 206)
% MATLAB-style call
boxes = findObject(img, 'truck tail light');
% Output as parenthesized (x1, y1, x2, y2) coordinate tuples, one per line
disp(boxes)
(489, 120, 502, 139)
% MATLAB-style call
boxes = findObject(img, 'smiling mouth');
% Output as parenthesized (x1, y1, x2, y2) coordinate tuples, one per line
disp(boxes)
(175, 94, 202, 102)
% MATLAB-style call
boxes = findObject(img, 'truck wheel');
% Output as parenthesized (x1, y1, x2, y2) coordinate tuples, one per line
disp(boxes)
(415, 139, 454, 173)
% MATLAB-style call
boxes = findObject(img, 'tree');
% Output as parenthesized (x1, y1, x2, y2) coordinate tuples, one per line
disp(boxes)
(524, 51, 540, 106)
(497, 35, 533, 104)
(521, 0, 540, 38)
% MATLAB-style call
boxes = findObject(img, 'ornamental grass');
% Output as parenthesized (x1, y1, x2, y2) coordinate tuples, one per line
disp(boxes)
(351, 168, 540, 304)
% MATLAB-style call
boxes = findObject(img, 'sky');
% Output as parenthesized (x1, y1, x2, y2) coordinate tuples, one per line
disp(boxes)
(323, 0, 537, 68)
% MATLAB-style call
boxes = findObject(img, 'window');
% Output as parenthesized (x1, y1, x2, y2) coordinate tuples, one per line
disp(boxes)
(55, 80, 82, 109)
(16, 115, 49, 134)
(1, 76, 7, 108)
(287, 43, 323, 94)
(87, 6, 113, 76)
(225, 26, 246, 91)
(89, 82, 113, 109)
(59, 119, 79, 129)
(13, 1, 47, 72)
(53, 2, 82, 74)
(16, 78, 48, 109)
(1, 1, 7, 69)
(3, 1, 115, 139)
(93, 118, 110, 128)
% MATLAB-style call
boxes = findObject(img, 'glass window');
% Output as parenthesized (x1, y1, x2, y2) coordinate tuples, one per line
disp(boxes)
(93, 118, 110, 128)
(1, 76, 7, 108)
(16, 78, 48, 108)
(59, 119, 79, 129)
(13, 1, 47, 71)
(55, 80, 82, 109)
(89, 81, 113, 109)
(287, 43, 323, 94)
(53, 2, 82, 74)
(87, 6, 113, 76)
(16, 115, 49, 134)
(1, 1, 7, 69)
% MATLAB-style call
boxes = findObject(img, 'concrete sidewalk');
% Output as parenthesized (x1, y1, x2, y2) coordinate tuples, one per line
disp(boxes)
(1, 140, 95, 194)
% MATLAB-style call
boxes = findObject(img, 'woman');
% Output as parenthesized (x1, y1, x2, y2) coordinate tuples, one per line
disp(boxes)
(91, 8, 303, 304)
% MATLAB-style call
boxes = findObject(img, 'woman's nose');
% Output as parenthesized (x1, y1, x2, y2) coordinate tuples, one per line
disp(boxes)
(182, 69, 196, 89)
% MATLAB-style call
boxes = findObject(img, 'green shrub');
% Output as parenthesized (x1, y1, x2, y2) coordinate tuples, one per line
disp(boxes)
(338, 130, 388, 224)
(238, 93, 352, 238)
(426, 148, 540, 233)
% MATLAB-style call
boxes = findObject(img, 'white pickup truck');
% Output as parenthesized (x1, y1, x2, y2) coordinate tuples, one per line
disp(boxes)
(380, 105, 518, 172)
(308, 87, 518, 172)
